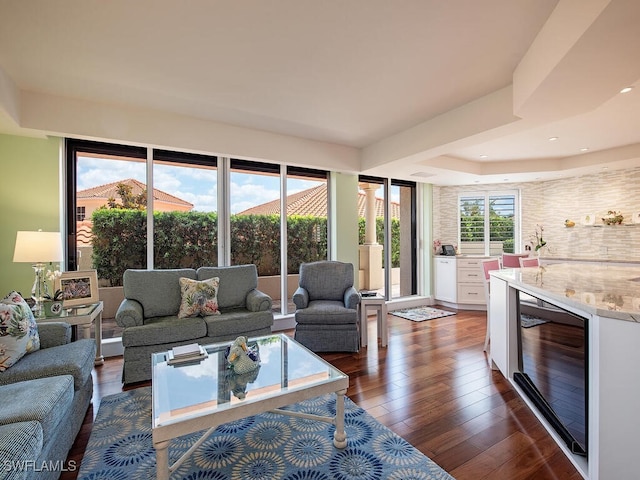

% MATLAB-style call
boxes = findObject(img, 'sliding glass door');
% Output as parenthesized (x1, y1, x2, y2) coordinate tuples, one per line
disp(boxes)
(358, 175, 416, 299)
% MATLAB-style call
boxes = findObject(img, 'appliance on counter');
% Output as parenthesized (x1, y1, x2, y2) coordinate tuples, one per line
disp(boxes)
(440, 245, 456, 256)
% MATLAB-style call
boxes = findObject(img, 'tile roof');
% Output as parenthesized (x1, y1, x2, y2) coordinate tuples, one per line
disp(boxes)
(77, 178, 193, 209)
(76, 220, 93, 247)
(238, 184, 399, 218)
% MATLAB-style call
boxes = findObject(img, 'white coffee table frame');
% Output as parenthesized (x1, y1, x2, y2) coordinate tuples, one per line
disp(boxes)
(151, 334, 349, 480)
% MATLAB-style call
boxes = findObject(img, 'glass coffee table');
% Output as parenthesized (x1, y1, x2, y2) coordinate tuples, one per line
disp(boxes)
(151, 334, 349, 480)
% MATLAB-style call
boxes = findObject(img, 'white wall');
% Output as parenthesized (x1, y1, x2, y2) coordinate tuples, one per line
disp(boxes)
(433, 166, 640, 261)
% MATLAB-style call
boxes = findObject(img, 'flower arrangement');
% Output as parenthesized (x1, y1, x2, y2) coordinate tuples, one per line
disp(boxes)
(602, 210, 624, 225)
(530, 224, 547, 251)
(44, 264, 62, 300)
(433, 239, 442, 255)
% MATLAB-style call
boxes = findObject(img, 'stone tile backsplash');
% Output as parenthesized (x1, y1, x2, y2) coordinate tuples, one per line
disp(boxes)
(433, 166, 640, 261)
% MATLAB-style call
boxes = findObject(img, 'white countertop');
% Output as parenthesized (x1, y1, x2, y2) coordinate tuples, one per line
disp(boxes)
(491, 263, 640, 322)
(540, 255, 640, 265)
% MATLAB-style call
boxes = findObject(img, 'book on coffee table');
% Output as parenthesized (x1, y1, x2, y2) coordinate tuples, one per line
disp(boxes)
(168, 344, 208, 365)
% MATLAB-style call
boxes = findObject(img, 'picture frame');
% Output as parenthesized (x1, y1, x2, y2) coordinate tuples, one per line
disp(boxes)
(55, 270, 99, 307)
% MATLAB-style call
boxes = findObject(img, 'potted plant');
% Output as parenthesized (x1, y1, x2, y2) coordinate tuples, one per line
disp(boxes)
(43, 289, 64, 317)
(602, 210, 624, 225)
(529, 224, 547, 254)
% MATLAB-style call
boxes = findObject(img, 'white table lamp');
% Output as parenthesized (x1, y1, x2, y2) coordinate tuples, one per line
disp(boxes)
(13, 230, 63, 317)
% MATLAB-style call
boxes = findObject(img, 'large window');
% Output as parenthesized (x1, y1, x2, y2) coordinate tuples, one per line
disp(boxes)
(152, 150, 218, 269)
(228, 161, 329, 315)
(230, 160, 281, 277)
(65, 139, 331, 333)
(286, 166, 329, 313)
(67, 140, 147, 340)
(66, 140, 219, 340)
(66, 140, 148, 277)
(459, 191, 518, 255)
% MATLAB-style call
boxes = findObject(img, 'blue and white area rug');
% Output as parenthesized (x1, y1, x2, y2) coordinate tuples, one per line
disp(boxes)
(391, 306, 456, 322)
(78, 387, 454, 480)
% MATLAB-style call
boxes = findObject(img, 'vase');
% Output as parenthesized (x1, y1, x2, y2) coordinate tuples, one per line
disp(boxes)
(43, 300, 63, 317)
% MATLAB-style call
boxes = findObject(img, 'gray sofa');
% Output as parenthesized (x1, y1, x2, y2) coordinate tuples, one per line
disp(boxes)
(0, 322, 96, 480)
(115, 264, 274, 384)
(293, 261, 361, 352)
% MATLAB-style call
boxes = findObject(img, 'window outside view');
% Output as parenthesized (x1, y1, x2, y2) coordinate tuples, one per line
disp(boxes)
(73, 150, 330, 340)
(70, 143, 417, 344)
(459, 192, 517, 256)
(357, 180, 416, 299)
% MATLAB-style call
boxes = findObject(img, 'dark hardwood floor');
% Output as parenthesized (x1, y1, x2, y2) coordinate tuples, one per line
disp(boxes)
(62, 309, 582, 480)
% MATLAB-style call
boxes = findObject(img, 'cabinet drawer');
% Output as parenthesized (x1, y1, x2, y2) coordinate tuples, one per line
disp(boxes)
(458, 268, 483, 283)
(457, 258, 485, 268)
(457, 284, 486, 304)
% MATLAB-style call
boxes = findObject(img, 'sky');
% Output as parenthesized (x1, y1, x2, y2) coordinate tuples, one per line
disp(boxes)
(78, 156, 327, 213)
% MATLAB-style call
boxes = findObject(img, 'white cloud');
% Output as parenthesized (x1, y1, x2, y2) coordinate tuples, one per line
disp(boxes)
(229, 175, 280, 213)
(77, 157, 145, 190)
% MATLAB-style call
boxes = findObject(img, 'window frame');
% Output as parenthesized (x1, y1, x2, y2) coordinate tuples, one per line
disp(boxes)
(65, 138, 333, 320)
(357, 175, 417, 299)
(65, 139, 147, 270)
(457, 189, 520, 256)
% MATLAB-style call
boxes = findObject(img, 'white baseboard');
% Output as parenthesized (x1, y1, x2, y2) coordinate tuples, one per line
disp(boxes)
(272, 314, 296, 332)
(386, 295, 433, 312)
(102, 337, 124, 358)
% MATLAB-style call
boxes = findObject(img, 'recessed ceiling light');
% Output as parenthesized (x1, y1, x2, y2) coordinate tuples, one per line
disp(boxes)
(620, 86, 634, 94)
(480, 154, 488, 159)
(548, 136, 559, 142)
(580, 147, 589, 152)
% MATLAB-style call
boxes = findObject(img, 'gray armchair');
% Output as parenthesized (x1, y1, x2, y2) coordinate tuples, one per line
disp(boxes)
(293, 261, 360, 352)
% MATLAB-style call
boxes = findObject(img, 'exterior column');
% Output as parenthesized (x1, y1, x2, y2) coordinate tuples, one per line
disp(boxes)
(363, 183, 377, 245)
(358, 183, 383, 290)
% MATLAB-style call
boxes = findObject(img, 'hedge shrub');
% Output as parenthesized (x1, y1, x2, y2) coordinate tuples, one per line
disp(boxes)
(91, 209, 402, 286)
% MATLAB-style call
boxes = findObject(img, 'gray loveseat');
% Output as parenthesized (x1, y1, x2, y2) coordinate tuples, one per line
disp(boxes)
(0, 322, 96, 480)
(115, 264, 274, 384)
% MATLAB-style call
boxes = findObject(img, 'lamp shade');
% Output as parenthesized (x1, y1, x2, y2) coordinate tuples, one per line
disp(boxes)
(13, 231, 63, 263)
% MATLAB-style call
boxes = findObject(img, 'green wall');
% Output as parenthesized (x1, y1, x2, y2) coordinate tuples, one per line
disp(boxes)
(0, 134, 61, 296)
(330, 172, 360, 288)
(420, 182, 433, 297)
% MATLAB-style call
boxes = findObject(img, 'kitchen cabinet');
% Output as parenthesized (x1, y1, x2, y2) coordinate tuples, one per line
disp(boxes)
(456, 257, 486, 305)
(434, 257, 456, 303)
(489, 264, 640, 480)
(434, 256, 490, 309)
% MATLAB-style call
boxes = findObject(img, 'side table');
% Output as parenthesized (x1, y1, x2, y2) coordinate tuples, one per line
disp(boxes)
(360, 296, 388, 347)
(38, 301, 104, 365)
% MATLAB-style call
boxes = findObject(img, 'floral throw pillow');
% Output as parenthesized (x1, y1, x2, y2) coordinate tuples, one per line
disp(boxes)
(178, 277, 221, 318)
(0, 291, 40, 372)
